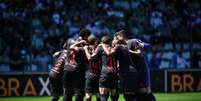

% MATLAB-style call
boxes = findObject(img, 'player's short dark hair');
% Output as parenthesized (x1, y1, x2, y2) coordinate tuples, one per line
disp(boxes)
(63, 38, 75, 49)
(115, 29, 125, 36)
(101, 36, 111, 44)
(88, 35, 99, 45)
(79, 29, 91, 37)
(114, 29, 129, 39)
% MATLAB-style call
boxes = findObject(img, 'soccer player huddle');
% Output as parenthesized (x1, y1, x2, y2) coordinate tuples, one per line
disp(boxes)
(49, 29, 156, 101)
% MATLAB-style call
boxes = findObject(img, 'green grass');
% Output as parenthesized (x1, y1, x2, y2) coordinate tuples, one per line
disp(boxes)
(0, 92, 201, 101)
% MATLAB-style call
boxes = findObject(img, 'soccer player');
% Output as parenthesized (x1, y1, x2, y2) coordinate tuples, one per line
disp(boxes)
(62, 38, 76, 101)
(89, 36, 119, 101)
(114, 29, 155, 101)
(128, 39, 156, 101)
(83, 35, 101, 101)
(103, 36, 138, 101)
(65, 29, 91, 101)
(49, 40, 68, 101)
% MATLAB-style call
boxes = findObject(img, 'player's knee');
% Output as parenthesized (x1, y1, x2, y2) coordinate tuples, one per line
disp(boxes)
(85, 93, 92, 99)
(99, 87, 109, 95)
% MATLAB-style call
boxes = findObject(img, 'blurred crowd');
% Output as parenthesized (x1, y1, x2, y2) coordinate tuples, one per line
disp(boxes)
(0, 0, 201, 72)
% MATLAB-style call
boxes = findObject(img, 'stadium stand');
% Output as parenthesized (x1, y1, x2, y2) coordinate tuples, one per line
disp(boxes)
(0, 0, 201, 72)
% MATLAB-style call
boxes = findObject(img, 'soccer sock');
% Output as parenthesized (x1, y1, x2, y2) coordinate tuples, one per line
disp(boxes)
(86, 98, 91, 101)
(96, 93, 101, 101)
(63, 89, 72, 101)
(111, 93, 119, 101)
(100, 93, 109, 101)
(75, 92, 84, 101)
(63, 94, 72, 101)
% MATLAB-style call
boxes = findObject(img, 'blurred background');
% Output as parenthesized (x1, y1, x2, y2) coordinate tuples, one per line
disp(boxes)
(0, 0, 200, 72)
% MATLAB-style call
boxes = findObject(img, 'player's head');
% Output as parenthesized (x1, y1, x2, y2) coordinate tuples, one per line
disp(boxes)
(101, 35, 111, 45)
(114, 29, 128, 41)
(131, 39, 150, 51)
(63, 38, 76, 49)
(112, 38, 126, 47)
(79, 29, 91, 41)
(88, 34, 99, 46)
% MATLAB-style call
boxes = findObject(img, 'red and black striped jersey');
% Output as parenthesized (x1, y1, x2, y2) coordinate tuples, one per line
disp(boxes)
(51, 50, 67, 74)
(87, 46, 101, 75)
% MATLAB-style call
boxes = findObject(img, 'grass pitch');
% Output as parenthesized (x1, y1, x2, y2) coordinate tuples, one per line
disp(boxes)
(0, 92, 201, 101)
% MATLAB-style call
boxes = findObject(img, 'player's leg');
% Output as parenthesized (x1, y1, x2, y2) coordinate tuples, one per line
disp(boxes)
(63, 88, 73, 101)
(85, 77, 93, 101)
(110, 89, 119, 101)
(137, 87, 156, 101)
(99, 73, 113, 101)
(123, 92, 137, 101)
(99, 87, 109, 101)
(49, 71, 63, 101)
(137, 63, 156, 101)
(122, 72, 138, 101)
(110, 75, 119, 101)
(74, 71, 85, 101)
(62, 71, 73, 101)
(95, 78, 101, 101)
(49, 77, 60, 101)
(85, 93, 93, 101)
(122, 81, 137, 101)
(74, 88, 85, 101)
(91, 75, 101, 101)
(96, 93, 101, 101)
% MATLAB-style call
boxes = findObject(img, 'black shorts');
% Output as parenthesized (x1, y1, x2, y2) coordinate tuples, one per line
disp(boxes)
(99, 73, 118, 89)
(137, 70, 150, 88)
(73, 70, 85, 89)
(63, 70, 74, 89)
(49, 74, 63, 96)
(120, 72, 138, 92)
(85, 73, 99, 93)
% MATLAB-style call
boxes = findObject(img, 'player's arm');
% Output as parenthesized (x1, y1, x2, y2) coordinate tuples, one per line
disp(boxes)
(70, 40, 86, 51)
(51, 52, 67, 74)
(129, 49, 141, 54)
(127, 39, 141, 54)
(88, 44, 102, 60)
(83, 46, 91, 60)
(102, 43, 118, 56)
(53, 50, 67, 58)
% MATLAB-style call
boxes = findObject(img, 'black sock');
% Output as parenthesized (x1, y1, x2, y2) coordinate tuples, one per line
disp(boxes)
(111, 93, 119, 101)
(63, 94, 72, 101)
(100, 94, 109, 101)
(124, 94, 136, 101)
(63, 89, 72, 101)
(86, 98, 91, 101)
(74, 89, 84, 101)
(75, 94, 84, 101)
(96, 93, 101, 101)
